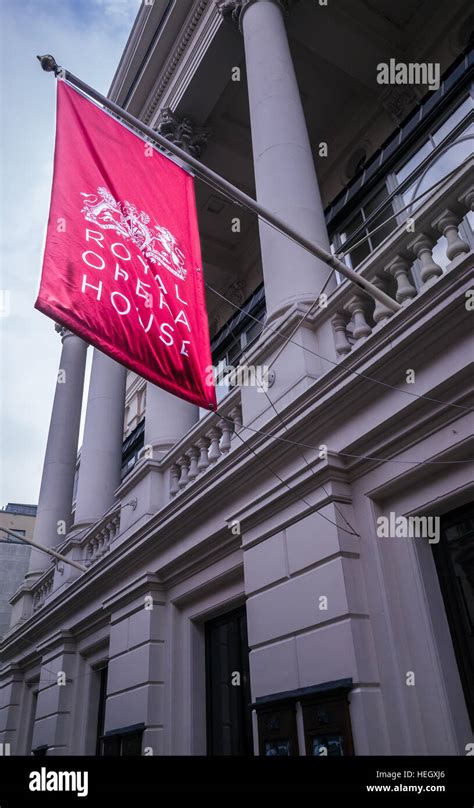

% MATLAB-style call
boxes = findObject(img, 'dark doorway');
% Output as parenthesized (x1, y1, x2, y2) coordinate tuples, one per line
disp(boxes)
(432, 503, 474, 727)
(205, 605, 253, 755)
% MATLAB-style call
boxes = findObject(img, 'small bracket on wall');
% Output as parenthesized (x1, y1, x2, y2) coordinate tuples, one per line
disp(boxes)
(123, 498, 138, 511)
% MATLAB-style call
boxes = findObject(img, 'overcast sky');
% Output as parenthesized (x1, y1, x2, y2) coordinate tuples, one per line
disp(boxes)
(0, 0, 141, 506)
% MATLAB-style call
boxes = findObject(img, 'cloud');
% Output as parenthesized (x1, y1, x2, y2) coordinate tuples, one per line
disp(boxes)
(91, 0, 139, 22)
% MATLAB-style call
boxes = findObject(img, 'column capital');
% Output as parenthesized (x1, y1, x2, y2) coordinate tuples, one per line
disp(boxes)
(155, 107, 211, 158)
(54, 323, 75, 341)
(217, 0, 293, 32)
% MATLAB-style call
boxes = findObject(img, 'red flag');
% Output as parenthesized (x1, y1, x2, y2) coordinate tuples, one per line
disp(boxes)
(36, 81, 216, 410)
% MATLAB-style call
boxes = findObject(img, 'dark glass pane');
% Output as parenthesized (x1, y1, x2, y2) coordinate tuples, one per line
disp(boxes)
(433, 503, 474, 727)
(245, 318, 263, 346)
(396, 140, 432, 185)
(363, 186, 390, 217)
(433, 96, 473, 144)
(102, 737, 120, 756)
(369, 209, 395, 248)
(264, 739, 290, 756)
(121, 733, 142, 756)
(348, 241, 371, 268)
(311, 734, 345, 756)
(401, 109, 422, 139)
(341, 211, 364, 241)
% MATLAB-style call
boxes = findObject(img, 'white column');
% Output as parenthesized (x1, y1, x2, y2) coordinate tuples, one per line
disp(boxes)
(73, 349, 127, 527)
(144, 382, 199, 460)
(27, 327, 88, 578)
(223, 0, 337, 321)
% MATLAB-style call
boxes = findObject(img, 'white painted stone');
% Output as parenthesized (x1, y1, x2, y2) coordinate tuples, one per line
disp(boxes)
(104, 682, 164, 730)
(247, 558, 355, 645)
(249, 636, 299, 699)
(107, 642, 165, 694)
(243, 531, 287, 593)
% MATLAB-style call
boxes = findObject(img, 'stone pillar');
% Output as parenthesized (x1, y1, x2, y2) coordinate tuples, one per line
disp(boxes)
(144, 383, 199, 460)
(73, 349, 127, 527)
(32, 633, 76, 755)
(105, 578, 166, 755)
(218, 0, 337, 321)
(149, 108, 205, 457)
(0, 665, 24, 753)
(27, 327, 88, 578)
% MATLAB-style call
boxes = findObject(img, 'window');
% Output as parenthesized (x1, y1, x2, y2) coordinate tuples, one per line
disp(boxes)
(329, 85, 473, 276)
(333, 185, 395, 269)
(120, 420, 145, 480)
(200, 285, 266, 412)
(301, 693, 354, 756)
(432, 503, 474, 727)
(100, 724, 144, 756)
(254, 682, 354, 756)
(394, 93, 473, 212)
(257, 705, 298, 756)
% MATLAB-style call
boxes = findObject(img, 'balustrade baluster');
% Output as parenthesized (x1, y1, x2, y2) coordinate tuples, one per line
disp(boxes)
(170, 464, 180, 496)
(229, 406, 242, 434)
(218, 418, 232, 453)
(197, 437, 211, 471)
(385, 255, 417, 303)
(207, 428, 222, 463)
(408, 233, 443, 285)
(178, 456, 190, 488)
(431, 209, 469, 261)
(371, 275, 396, 324)
(346, 295, 371, 341)
(331, 313, 351, 356)
(187, 446, 200, 480)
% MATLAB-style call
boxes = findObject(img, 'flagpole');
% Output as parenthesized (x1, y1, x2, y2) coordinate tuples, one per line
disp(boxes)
(37, 54, 401, 314)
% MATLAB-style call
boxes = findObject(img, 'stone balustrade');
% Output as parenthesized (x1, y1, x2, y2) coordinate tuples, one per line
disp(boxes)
(83, 510, 120, 567)
(28, 508, 121, 614)
(329, 162, 472, 358)
(32, 568, 54, 612)
(163, 393, 243, 498)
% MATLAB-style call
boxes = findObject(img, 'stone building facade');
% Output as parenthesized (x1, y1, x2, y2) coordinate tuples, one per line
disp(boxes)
(0, 0, 473, 757)
(0, 505, 36, 640)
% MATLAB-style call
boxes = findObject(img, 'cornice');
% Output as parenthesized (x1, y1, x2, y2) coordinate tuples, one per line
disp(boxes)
(142, 0, 212, 126)
(156, 528, 242, 590)
(365, 434, 474, 504)
(108, 0, 156, 102)
(102, 572, 165, 617)
(36, 630, 74, 656)
(169, 560, 244, 607)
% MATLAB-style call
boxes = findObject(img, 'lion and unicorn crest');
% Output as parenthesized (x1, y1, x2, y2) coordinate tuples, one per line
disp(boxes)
(80, 187, 188, 281)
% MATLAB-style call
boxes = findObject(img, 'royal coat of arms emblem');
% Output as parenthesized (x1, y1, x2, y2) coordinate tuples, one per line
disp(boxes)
(80, 187, 188, 280)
